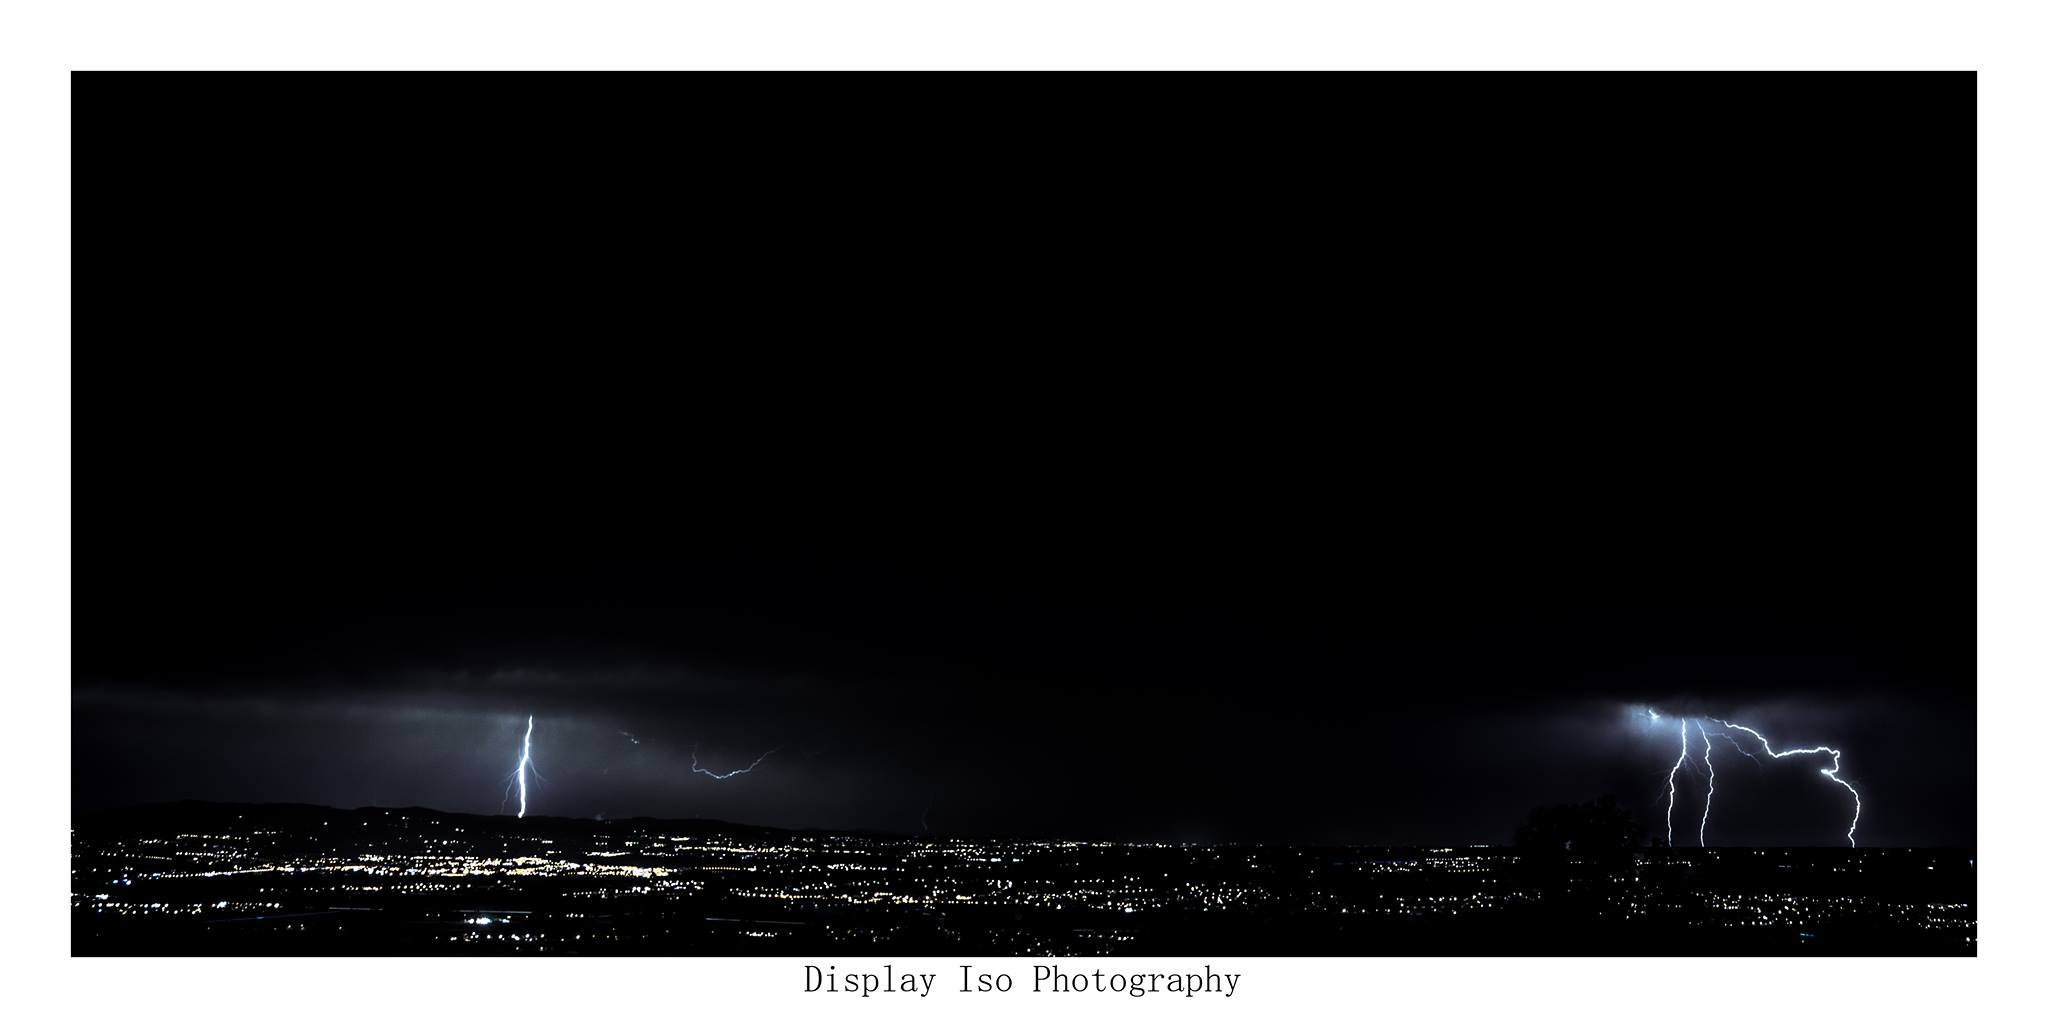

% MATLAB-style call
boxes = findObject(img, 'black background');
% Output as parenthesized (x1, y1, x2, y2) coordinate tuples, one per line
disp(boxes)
(73, 75, 1973, 847)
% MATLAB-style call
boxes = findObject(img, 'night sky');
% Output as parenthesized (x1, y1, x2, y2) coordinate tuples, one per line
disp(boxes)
(74, 76, 1973, 848)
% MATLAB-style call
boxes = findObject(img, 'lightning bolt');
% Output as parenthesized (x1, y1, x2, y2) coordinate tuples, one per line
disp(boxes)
(1645, 710, 1862, 848)
(691, 744, 778, 780)
(1664, 719, 1688, 846)
(1710, 718, 1862, 847)
(511, 715, 535, 818)
(1696, 719, 1714, 848)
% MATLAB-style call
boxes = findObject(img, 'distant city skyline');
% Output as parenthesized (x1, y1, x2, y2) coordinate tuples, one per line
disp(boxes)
(72, 800, 1976, 957)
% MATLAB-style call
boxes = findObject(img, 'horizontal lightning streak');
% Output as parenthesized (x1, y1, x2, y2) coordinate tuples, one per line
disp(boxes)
(692, 745, 779, 781)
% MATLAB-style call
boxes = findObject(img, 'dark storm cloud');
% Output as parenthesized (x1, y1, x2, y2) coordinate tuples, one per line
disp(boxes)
(72, 666, 930, 832)
(70, 467, 1971, 846)
(72, 637, 1971, 847)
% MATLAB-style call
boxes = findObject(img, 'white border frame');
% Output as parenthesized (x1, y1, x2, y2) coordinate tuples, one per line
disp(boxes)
(5, 4, 2041, 1026)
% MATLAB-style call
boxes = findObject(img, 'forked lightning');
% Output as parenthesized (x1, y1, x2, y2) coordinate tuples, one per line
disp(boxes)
(1655, 711, 1861, 847)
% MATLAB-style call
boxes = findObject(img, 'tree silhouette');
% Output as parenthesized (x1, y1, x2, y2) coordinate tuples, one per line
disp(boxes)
(1515, 795, 1643, 860)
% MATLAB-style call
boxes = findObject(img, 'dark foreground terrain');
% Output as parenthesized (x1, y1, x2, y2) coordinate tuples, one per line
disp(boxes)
(72, 803, 1974, 955)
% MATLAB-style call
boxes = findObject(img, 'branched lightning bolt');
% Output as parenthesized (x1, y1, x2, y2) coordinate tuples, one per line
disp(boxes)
(1708, 730, 1764, 767)
(1664, 719, 1688, 846)
(691, 744, 778, 780)
(1696, 719, 1714, 848)
(1708, 718, 1861, 847)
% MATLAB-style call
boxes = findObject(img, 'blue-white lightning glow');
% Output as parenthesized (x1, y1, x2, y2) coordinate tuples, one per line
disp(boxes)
(691, 744, 778, 781)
